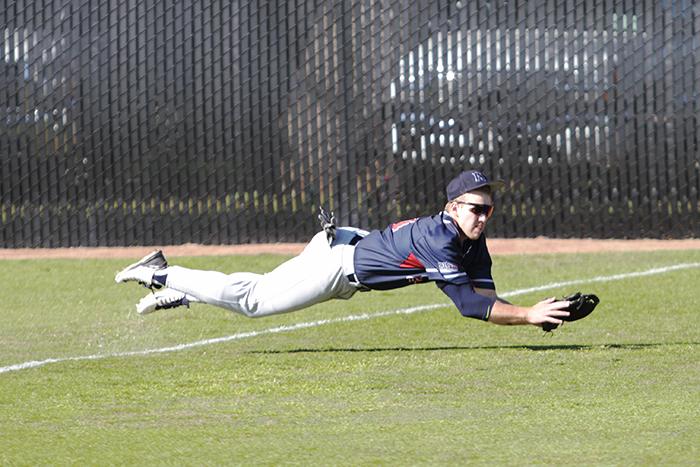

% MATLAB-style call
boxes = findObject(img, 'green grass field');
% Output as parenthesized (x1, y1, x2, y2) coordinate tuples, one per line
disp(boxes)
(1, 249, 699, 465)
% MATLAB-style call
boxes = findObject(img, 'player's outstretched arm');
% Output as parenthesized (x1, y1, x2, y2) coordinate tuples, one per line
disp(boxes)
(487, 297, 570, 326)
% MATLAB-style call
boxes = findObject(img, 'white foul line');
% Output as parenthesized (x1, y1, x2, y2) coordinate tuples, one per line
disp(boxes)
(1, 262, 699, 375)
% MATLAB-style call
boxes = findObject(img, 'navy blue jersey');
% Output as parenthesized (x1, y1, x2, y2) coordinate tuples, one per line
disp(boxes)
(353, 212, 497, 320)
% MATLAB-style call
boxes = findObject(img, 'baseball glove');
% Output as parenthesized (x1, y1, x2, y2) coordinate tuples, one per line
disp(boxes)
(542, 292, 600, 332)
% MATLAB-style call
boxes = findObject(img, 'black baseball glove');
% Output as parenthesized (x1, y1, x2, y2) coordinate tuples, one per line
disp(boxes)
(543, 292, 600, 332)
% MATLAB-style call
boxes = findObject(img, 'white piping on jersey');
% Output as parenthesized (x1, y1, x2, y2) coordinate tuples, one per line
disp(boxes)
(442, 272, 468, 280)
(424, 268, 477, 281)
(472, 278, 494, 284)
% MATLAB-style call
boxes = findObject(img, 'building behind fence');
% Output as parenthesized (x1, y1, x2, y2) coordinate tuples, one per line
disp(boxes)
(1, 1, 699, 247)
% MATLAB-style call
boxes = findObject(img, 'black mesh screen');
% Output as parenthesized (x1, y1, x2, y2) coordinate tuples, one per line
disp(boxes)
(1, 0, 699, 247)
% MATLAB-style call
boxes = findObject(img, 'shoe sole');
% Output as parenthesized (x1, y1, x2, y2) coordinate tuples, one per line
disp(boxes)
(136, 291, 188, 315)
(136, 294, 158, 314)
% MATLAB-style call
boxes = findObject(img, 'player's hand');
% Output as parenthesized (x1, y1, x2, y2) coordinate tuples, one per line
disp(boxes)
(525, 297, 571, 327)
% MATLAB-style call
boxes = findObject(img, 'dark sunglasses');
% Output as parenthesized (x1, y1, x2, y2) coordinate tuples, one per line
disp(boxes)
(453, 201, 495, 218)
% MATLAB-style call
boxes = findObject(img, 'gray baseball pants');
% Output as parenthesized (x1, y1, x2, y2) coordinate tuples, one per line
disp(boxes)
(161, 228, 367, 317)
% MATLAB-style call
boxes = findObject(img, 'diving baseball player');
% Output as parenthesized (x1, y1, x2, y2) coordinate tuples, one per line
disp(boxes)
(115, 170, 573, 328)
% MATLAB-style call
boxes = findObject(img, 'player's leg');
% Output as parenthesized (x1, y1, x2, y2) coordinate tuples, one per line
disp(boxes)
(162, 231, 357, 317)
(117, 231, 361, 317)
(115, 247, 281, 311)
(115, 249, 256, 313)
(238, 235, 358, 317)
(157, 268, 262, 315)
(117, 232, 358, 317)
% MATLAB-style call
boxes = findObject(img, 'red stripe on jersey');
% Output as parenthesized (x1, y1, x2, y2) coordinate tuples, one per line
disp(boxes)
(400, 252, 424, 269)
(391, 217, 418, 232)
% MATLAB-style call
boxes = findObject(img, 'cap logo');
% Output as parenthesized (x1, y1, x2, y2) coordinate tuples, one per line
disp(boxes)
(472, 172, 487, 183)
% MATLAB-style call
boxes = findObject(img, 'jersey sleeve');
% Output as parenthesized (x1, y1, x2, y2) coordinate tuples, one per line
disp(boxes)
(463, 235, 495, 290)
(436, 281, 496, 320)
(414, 233, 470, 285)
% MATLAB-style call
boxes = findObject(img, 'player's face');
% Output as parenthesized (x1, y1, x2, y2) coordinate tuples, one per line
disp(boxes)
(448, 190, 494, 241)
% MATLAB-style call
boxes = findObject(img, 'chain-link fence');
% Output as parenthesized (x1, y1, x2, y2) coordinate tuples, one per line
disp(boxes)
(1, 0, 699, 247)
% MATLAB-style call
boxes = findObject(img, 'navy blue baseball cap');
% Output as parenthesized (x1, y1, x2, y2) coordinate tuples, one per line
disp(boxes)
(446, 170, 504, 201)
